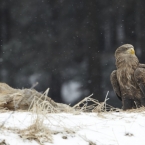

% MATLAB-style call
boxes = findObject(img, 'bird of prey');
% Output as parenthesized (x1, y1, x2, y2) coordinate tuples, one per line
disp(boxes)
(110, 44, 145, 110)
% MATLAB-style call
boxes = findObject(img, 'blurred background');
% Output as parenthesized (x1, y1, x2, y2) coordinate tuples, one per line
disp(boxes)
(0, 0, 145, 108)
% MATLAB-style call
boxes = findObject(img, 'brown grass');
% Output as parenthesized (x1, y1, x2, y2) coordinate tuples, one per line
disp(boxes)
(17, 88, 75, 144)
(73, 92, 121, 112)
(19, 119, 52, 144)
(19, 89, 53, 144)
(2, 83, 145, 145)
(126, 106, 145, 113)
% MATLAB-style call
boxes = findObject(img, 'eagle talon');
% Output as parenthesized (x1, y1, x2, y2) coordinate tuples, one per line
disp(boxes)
(140, 98, 145, 107)
(122, 98, 135, 110)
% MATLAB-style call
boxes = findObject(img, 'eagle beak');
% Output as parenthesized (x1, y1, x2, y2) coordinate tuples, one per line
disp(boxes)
(128, 48, 135, 54)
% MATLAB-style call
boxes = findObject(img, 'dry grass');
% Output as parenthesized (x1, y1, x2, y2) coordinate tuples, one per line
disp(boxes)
(126, 106, 145, 113)
(18, 88, 75, 144)
(2, 83, 145, 145)
(0, 83, 75, 144)
(19, 89, 53, 145)
(0, 83, 73, 112)
(73, 92, 121, 113)
(80, 135, 96, 145)
(0, 83, 121, 114)
(125, 132, 134, 137)
(0, 139, 8, 145)
(0, 89, 121, 144)
(18, 87, 82, 144)
(19, 120, 52, 144)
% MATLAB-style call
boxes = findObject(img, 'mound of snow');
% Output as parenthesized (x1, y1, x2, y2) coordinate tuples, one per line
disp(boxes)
(0, 111, 145, 145)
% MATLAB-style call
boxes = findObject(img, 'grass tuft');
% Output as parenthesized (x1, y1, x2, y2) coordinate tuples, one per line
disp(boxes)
(73, 92, 120, 112)
(19, 88, 53, 145)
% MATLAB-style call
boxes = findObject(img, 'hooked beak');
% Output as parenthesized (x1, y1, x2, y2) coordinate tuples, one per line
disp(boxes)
(128, 48, 135, 55)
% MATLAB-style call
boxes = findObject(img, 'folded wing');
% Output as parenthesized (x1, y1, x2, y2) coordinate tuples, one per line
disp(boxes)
(110, 70, 122, 101)
(134, 66, 145, 96)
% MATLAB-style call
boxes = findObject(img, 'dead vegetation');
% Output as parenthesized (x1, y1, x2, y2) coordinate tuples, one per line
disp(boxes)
(0, 83, 115, 144)
(0, 139, 8, 145)
(18, 88, 75, 144)
(0, 83, 120, 113)
(0, 83, 73, 112)
(19, 89, 53, 144)
(0, 83, 75, 144)
(126, 106, 145, 113)
(19, 120, 53, 144)
(80, 135, 96, 145)
(73, 92, 120, 112)
(16, 90, 119, 144)
(0, 82, 144, 144)
(125, 132, 134, 137)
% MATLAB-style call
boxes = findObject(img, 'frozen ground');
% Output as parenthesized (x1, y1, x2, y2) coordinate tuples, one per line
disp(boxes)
(0, 110, 145, 145)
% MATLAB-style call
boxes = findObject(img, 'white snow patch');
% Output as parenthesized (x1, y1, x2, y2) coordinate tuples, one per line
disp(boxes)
(0, 111, 145, 145)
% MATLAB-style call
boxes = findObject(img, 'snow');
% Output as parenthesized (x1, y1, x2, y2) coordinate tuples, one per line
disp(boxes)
(0, 110, 145, 145)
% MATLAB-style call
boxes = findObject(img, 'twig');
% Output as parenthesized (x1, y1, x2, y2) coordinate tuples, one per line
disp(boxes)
(0, 97, 22, 128)
(30, 82, 39, 89)
(104, 91, 109, 112)
(73, 94, 93, 108)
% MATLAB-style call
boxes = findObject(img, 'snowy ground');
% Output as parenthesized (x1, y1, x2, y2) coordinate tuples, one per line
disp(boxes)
(0, 110, 145, 145)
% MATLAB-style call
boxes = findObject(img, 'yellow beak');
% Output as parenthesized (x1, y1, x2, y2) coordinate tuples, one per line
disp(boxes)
(128, 48, 135, 54)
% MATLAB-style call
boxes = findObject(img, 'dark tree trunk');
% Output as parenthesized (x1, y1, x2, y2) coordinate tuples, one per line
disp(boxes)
(0, 2, 4, 81)
(88, 51, 103, 101)
(137, 1, 145, 63)
(4, 3, 11, 42)
(86, 1, 103, 101)
(50, 73, 62, 103)
(1, 1, 12, 84)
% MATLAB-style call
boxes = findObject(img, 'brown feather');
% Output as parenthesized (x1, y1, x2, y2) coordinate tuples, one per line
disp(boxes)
(110, 70, 121, 100)
(110, 44, 145, 109)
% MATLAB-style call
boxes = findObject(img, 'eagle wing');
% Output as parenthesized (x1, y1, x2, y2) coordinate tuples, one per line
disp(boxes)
(134, 66, 145, 96)
(110, 70, 122, 101)
(139, 63, 145, 68)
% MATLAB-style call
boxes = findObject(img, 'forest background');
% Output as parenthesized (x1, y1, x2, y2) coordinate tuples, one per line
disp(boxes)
(0, 0, 145, 108)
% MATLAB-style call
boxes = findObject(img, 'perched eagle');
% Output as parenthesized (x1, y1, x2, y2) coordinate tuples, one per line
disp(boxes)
(110, 44, 145, 110)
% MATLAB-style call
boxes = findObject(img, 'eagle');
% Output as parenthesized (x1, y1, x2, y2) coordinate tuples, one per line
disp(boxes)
(110, 44, 145, 110)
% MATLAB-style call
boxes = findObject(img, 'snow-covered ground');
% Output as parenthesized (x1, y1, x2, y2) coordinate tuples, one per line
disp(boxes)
(0, 110, 145, 145)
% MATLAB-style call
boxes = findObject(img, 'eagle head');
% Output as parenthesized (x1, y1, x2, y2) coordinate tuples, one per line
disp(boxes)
(115, 44, 139, 69)
(115, 44, 135, 58)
